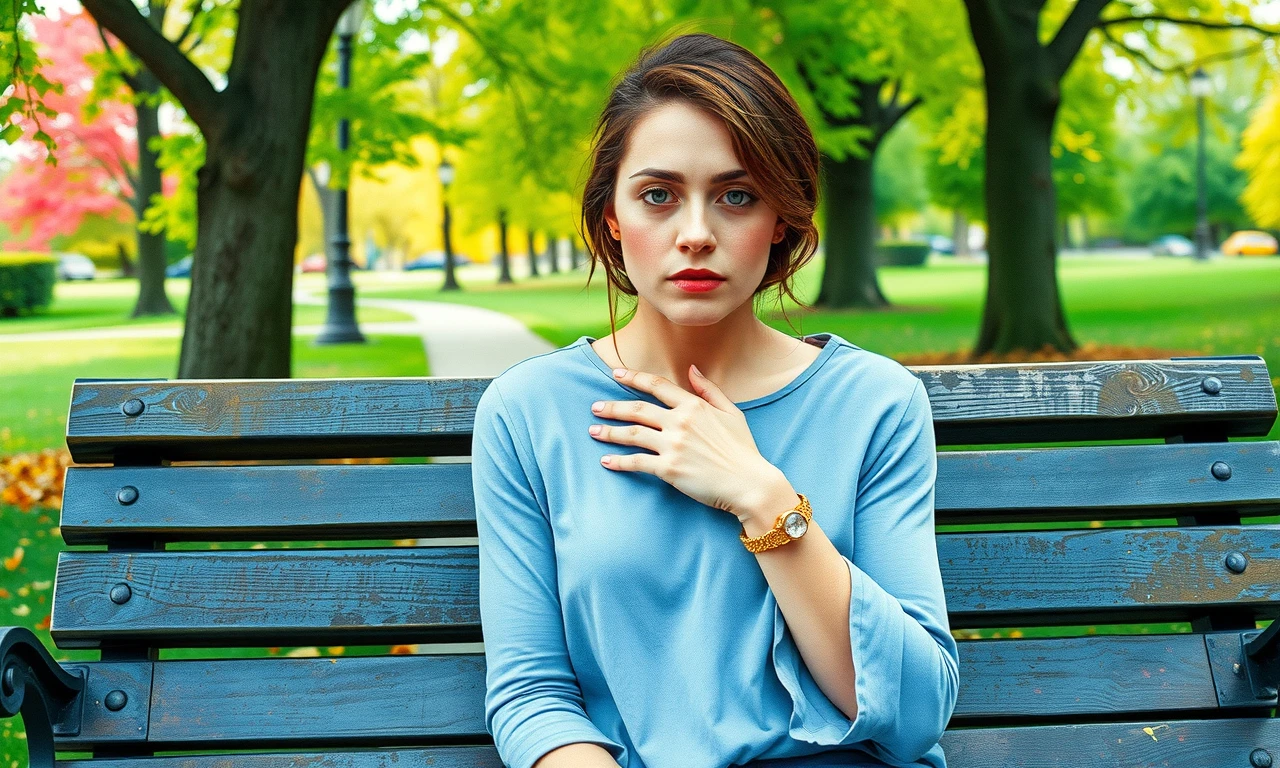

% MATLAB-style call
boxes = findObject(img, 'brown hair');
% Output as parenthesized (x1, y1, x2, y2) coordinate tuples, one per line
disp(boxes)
(578, 31, 821, 341)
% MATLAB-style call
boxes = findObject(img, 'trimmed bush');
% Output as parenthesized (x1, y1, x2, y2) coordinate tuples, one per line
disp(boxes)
(876, 240, 931, 267)
(0, 252, 57, 316)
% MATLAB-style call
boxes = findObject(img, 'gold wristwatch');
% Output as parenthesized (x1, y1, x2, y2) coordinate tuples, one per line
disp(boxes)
(739, 493, 812, 554)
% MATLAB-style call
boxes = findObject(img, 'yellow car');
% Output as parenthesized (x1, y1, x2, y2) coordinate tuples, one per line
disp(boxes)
(1221, 230, 1279, 256)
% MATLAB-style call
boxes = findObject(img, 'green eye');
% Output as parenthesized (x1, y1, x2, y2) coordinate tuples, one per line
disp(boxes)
(724, 189, 754, 206)
(642, 188, 672, 205)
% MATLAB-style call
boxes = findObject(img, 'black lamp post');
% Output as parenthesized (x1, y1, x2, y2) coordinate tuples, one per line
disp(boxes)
(316, 0, 366, 344)
(1190, 67, 1213, 262)
(439, 157, 461, 292)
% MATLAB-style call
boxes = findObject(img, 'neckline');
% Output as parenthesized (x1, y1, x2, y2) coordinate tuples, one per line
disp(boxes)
(574, 332, 842, 411)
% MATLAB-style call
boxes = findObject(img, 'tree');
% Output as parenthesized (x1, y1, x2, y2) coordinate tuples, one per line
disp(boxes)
(1239, 86, 1280, 229)
(0, 15, 138, 248)
(77, 0, 360, 378)
(960, 0, 1278, 356)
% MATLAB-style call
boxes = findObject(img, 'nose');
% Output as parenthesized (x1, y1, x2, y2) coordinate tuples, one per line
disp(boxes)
(675, 199, 715, 254)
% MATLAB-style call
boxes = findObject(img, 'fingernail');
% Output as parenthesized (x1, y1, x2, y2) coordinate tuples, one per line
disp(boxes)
(612, 368, 626, 378)
(589, 425, 602, 435)
(591, 401, 604, 412)
(691, 364, 703, 378)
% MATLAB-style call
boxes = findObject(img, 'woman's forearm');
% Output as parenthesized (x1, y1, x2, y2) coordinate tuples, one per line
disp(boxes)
(534, 742, 621, 767)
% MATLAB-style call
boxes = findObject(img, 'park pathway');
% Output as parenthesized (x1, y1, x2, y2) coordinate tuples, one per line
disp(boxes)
(291, 288, 556, 377)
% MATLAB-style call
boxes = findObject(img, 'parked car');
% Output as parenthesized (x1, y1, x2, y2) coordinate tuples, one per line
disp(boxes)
(55, 252, 96, 280)
(404, 251, 472, 270)
(927, 235, 954, 255)
(299, 253, 328, 273)
(1149, 234, 1195, 257)
(1221, 230, 1279, 257)
(165, 255, 193, 278)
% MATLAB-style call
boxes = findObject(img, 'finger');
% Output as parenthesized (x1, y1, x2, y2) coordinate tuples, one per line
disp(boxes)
(688, 364, 738, 413)
(612, 367, 697, 409)
(592, 399, 669, 429)
(590, 422, 662, 453)
(600, 450, 661, 476)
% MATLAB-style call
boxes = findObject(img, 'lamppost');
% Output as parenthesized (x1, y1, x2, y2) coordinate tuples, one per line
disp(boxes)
(439, 157, 461, 292)
(316, 0, 367, 344)
(1190, 67, 1213, 262)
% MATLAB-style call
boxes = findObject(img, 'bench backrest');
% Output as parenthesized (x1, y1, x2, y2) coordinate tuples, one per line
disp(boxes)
(40, 355, 1280, 765)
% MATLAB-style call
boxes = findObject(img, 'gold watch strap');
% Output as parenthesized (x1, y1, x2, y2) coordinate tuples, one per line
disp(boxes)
(739, 493, 811, 554)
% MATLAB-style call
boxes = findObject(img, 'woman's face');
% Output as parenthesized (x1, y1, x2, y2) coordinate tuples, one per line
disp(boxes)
(604, 99, 787, 326)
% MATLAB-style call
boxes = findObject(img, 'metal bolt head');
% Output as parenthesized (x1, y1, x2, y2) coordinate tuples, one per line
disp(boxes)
(1211, 461, 1232, 481)
(1, 665, 15, 696)
(116, 486, 139, 505)
(104, 689, 128, 711)
(1226, 551, 1248, 574)
(121, 398, 145, 417)
(1201, 376, 1222, 395)
(109, 582, 132, 604)
(1251, 748, 1273, 768)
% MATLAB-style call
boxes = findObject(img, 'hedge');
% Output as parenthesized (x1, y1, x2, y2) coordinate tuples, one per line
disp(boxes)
(0, 252, 57, 316)
(875, 240, 931, 267)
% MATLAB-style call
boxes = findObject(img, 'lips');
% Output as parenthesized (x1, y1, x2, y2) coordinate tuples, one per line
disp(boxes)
(668, 270, 725, 280)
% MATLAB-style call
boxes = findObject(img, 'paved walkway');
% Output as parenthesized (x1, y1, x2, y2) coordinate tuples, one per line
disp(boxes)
(291, 288, 556, 377)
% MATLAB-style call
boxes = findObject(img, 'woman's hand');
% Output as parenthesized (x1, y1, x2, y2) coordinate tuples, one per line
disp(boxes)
(588, 364, 791, 520)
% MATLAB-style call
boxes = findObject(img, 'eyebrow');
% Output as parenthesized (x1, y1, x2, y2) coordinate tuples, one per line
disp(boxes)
(627, 168, 750, 184)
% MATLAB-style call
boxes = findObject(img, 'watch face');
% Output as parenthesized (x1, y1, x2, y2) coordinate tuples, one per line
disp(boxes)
(783, 511, 808, 539)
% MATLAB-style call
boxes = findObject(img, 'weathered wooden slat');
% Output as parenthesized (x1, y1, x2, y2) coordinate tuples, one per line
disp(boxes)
(57, 748, 504, 768)
(65, 357, 1277, 462)
(938, 718, 1280, 767)
(50, 527, 1280, 646)
(43, 637, 1249, 751)
(46, 717, 1280, 767)
(58, 441, 1280, 544)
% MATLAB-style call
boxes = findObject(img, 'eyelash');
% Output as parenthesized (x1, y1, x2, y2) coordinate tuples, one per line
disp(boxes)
(639, 186, 757, 208)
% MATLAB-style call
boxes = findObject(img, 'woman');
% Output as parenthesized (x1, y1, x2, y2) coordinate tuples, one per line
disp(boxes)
(471, 32, 958, 768)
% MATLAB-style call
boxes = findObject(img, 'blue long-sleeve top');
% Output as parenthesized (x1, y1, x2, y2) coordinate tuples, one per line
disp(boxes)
(471, 331, 959, 768)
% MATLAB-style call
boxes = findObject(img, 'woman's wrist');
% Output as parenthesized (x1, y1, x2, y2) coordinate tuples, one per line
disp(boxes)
(735, 469, 801, 538)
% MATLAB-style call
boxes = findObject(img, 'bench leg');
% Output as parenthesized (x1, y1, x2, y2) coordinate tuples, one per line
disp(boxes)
(0, 626, 87, 768)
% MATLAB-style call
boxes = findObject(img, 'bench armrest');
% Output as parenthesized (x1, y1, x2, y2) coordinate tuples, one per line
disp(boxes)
(1243, 621, 1280, 702)
(0, 626, 87, 768)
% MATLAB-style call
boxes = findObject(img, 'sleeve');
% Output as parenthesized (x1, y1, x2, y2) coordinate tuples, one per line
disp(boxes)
(471, 380, 627, 768)
(769, 377, 960, 765)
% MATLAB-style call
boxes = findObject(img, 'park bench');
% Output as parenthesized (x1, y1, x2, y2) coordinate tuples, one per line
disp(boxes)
(3, 353, 1280, 767)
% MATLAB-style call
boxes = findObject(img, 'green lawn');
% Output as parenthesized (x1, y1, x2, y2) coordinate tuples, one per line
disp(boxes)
(0, 277, 413, 335)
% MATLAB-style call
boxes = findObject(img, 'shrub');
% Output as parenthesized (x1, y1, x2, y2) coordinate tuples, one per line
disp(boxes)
(876, 240, 931, 267)
(0, 252, 57, 316)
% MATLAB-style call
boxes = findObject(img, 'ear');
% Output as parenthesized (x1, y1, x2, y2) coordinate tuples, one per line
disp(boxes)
(604, 203, 620, 239)
(772, 219, 787, 244)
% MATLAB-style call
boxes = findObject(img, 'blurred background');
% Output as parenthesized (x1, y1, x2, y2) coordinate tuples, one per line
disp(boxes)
(1, 0, 1279, 762)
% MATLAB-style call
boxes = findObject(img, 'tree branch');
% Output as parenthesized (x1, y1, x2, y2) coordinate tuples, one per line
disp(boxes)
(173, 0, 205, 49)
(95, 22, 142, 92)
(961, 0, 1013, 62)
(1099, 25, 1174, 74)
(1047, 0, 1111, 81)
(1097, 13, 1280, 37)
(80, 0, 223, 137)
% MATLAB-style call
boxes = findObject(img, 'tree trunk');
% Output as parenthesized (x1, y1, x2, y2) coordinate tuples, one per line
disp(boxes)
(952, 210, 969, 257)
(496, 209, 513, 283)
(130, 71, 175, 317)
(547, 234, 560, 273)
(177, 4, 343, 377)
(970, 25, 1076, 356)
(815, 150, 887, 308)
(527, 230, 540, 277)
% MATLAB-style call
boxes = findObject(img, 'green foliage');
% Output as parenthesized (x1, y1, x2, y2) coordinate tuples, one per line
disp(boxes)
(1239, 87, 1280, 228)
(874, 119, 928, 224)
(0, 0, 60, 157)
(875, 240, 930, 267)
(0, 251, 57, 315)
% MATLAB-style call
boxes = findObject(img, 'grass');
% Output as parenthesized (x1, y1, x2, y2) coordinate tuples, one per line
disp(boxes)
(2, 254, 1279, 764)
(0, 277, 413, 335)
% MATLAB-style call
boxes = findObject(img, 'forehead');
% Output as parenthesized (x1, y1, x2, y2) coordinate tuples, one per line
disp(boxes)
(620, 100, 741, 177)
